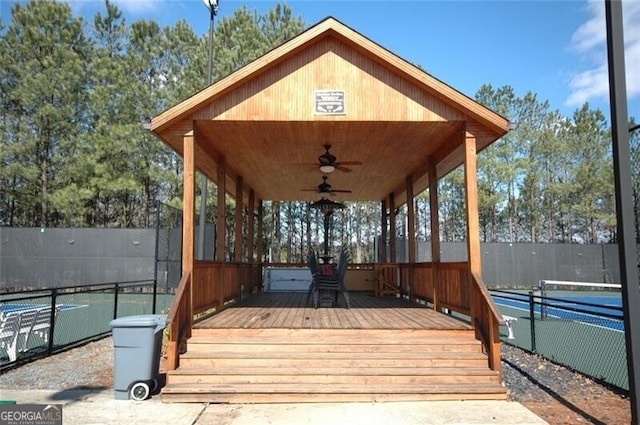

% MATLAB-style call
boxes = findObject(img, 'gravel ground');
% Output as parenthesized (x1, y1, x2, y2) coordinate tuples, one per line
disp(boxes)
(0, 338, 632, 424)
(501, 344, 631, 424)
(0, 338, 114, 391)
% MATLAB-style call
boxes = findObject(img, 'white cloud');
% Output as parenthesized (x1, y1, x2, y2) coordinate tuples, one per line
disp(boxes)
(109, 0, 164, 14)
(566, 0, 640, 107)
(570, 1, 606, 54)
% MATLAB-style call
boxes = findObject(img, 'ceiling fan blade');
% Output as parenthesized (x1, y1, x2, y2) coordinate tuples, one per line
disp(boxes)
(295, 163, 323, 172)
(331, 189, 352, 193)
(335, 165, 353, 173)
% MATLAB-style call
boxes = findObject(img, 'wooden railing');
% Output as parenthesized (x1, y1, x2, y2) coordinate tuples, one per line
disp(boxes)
(372, 261, 504, 374)
(436, 262, 472, 314)
(165, 262, 261, 371)
(470, 270, 504, 373)
(166, 260, 504, 373)
(193, 261, 261, 315)
(166, 270, 192, 370)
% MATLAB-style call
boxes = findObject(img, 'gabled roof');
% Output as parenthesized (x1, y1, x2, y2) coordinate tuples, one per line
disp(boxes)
(151, 16, 509, 204)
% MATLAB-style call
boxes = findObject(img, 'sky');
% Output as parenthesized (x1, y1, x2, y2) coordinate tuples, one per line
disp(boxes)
(2, 0, 639, 121)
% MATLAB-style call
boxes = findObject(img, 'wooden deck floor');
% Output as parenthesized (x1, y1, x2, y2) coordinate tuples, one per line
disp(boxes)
(195, 291, 473, 330)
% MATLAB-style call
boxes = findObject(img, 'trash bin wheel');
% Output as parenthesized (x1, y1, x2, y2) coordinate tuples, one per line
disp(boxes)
(150, 378, 159, 393)
(130, 381, 150, 401)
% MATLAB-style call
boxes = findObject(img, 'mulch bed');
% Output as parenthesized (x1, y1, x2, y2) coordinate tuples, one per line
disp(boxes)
(502, 344, 631, 424)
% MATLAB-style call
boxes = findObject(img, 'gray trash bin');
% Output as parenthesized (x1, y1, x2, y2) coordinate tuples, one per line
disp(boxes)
(110, 314, 166, 401)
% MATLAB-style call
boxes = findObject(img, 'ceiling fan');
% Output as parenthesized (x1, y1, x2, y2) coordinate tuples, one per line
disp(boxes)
(316, 144, 362, 173)
(301, 176, 352, 197)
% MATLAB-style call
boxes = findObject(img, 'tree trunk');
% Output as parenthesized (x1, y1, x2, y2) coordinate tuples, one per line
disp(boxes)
(270, 201, 281, 263)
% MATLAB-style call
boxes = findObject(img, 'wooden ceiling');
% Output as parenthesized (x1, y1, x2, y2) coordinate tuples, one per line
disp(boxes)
(151, 17, 509, 207)
(193, 120, 462, 202)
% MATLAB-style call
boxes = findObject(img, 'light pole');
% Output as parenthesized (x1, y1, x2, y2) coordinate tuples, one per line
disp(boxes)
(197, 0, 219, 260)
(203, 0, 218, 85)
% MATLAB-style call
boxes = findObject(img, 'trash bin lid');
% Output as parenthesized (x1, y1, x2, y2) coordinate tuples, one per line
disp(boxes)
(110, 314, 166, 329)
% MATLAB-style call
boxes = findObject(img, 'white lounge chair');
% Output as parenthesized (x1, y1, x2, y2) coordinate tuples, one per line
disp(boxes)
(0, 305, 60, 362)
(24, 306, 60, 347)
(0, 311, 24, 361)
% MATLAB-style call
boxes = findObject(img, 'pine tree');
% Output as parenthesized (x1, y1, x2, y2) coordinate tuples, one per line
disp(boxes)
(1, 0, 91, 226)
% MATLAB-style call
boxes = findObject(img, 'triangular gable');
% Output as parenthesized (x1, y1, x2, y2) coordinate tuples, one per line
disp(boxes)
(151, 17, 509, 137)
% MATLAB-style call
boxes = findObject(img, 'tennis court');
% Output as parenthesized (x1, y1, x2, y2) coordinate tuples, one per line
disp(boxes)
(1, 303, 87, 314)
(495, 292, 623, 332)
(491, 282, 628, 391)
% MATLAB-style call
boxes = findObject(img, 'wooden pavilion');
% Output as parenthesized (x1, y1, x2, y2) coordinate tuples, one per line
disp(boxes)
(150, 17, 510, 403)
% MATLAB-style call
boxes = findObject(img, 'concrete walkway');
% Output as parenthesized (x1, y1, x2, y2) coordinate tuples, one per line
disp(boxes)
(0, 388, 548, 425)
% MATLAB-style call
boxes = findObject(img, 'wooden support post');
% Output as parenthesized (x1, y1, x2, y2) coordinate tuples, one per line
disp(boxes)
(234, 175, 243, 263)
(464, 135, 482, 275)
(216, 157, 226, 262)
(182, 133, 196, 275)
(406, 175, 416, 298)
(380, 199, 388, 262)
(406, 176, 416, 264)
(464, 134, 482, 325)
(389, 193, 396, 263)
(248, 189, 255, 264)
(182, 132, 196, 317)
(428, 156, 440, 310)
(257, 200, 264, 264)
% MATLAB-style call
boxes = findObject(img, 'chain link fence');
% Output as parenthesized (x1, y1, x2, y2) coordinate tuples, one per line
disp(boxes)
(0, 202, 183, 369)
(151, 202, 183, 294)
(631, 124, 640, 266)
(0, 281, 174, 370)
(491, 288, 627, 391)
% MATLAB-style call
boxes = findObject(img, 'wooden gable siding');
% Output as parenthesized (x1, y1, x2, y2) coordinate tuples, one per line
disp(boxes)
(149, 17, 510, 205)
(192, 37, 466, 123)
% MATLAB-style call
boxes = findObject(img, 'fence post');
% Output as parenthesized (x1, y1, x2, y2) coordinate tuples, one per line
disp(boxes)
(536, 282, 546, 319)
(113, 282, 119, 320)
(153, 200, 160, 314)
(529, 291, 537, 353)
(47, 288, 57, 354)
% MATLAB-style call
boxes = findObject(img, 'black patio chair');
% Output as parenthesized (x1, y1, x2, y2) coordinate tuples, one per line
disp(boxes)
(308, 249, 351, 309)
(305, 249, 320, 306)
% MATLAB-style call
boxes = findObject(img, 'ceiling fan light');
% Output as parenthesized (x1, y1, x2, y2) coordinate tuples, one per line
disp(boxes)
(319, 164, 335, 173)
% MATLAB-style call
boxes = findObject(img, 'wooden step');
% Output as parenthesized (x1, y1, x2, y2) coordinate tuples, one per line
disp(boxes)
(181, 349, 487, 360)
(179, 355, 490, 369)
(163, 327, 506, 403)
(169, 366, 499, 377)
(186, 341, 482, 353)
(167, 368, 501, 385)
(162, 383, 507, 403)
(190, 328, 476, 343)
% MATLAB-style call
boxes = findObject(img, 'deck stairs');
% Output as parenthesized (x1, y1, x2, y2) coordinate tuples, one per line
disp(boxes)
(161, 327, 506, 403)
